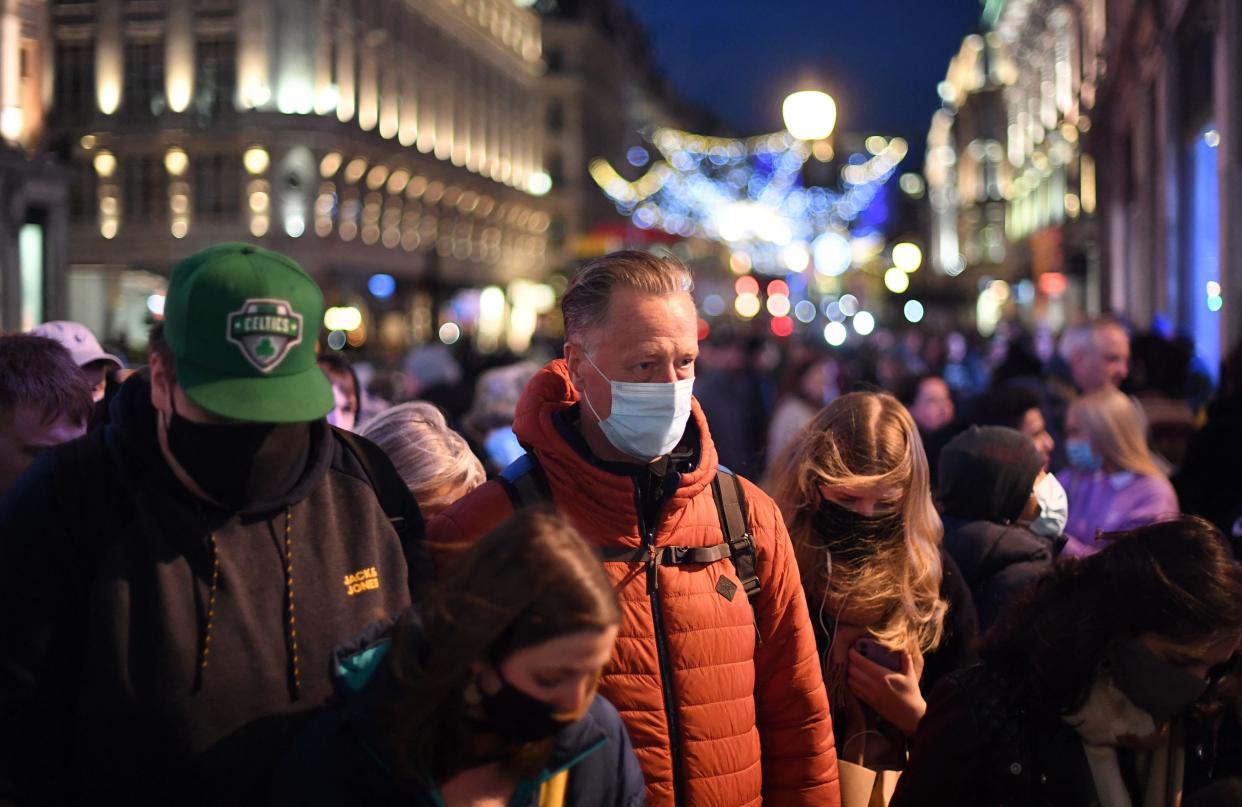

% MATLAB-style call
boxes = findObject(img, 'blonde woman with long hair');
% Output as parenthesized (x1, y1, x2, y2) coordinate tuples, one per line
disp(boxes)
(769, 391, 957, 806)
(1056, 387, 1179, 554)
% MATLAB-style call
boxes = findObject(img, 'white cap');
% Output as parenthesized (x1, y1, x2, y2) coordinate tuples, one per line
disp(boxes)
(28, 320, 123, 370)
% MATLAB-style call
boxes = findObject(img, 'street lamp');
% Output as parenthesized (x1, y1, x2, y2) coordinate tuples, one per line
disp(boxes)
(782, 90, 837, 141)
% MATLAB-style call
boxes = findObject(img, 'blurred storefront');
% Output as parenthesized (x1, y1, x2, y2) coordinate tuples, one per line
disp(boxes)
(1093, 0, 1242, 380)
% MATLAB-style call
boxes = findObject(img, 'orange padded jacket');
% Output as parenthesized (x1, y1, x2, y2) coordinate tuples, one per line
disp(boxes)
(428, 361, 840, 807)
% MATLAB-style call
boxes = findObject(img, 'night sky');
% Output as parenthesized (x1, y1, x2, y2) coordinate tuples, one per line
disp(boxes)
(616, 0, 984, 166)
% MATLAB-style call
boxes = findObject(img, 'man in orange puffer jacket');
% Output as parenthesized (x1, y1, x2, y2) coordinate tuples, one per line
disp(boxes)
(429, 251, 841, 806)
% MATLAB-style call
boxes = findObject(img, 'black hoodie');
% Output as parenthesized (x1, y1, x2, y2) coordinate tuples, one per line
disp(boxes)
(0, 374, 414, 805)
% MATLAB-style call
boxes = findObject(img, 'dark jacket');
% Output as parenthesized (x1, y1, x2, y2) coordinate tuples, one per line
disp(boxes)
(919, 549, 981, 696)
(0, 374, 416, 805)
(1174, 395, 1242, 537)
(940, 518, 1054, 630)
(270, 615, 647, 807)
(892, 664, 1242, 807)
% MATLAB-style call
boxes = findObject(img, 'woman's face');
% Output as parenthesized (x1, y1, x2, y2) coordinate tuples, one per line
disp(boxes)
(818, 482, 902, 517)
(1065, 407, 1087, 444)
(1141, 632, 1240, 681)
(486, 627, 618, 716)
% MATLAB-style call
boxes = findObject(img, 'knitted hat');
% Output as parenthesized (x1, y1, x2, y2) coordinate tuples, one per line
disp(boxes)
(937, 425, 1044, 523)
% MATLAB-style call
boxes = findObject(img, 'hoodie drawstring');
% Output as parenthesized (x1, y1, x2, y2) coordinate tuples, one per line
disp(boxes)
(195, 532, 222, 692)
(282, 507, 301, 701)
(195, 507, 301, 702)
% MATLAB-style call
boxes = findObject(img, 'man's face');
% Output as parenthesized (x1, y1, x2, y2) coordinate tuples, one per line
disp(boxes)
(0, 404, 86, 496)
(910, 377, 954, 433)
(328, 381, 357, 431)
(564, 289, 699, 423)
(149, 353, 228, 429)
(1072, 324, 1130, 392)
(82, 361, 111, 403)
(1020, 407, 1055, 469)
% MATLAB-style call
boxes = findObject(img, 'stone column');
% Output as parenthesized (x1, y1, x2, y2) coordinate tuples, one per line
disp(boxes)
(237, 0, 272, 109)
(95, 0, 123, 114)
(357, 19, 378, 131)
(1154, 33, 1182, 325)
(165, 0, 195, 113)
(1218, 0, 1242, 349)
(398, 6, 417, 147)
(336, 0, 356, 122)
(0, 171, 16, 329)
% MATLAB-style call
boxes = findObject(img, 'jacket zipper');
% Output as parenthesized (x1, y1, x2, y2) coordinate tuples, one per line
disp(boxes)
(635, 481, 686, 807)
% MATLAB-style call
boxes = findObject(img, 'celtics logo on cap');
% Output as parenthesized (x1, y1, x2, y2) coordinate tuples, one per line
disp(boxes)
(226, 299, 304, 372)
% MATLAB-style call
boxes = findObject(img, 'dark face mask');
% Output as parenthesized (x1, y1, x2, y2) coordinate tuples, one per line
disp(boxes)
(811, 498, 904, 556)
(166, 397, 311, 510)
(476, 669, 575, 745)
(1107, 637, 1209, 722)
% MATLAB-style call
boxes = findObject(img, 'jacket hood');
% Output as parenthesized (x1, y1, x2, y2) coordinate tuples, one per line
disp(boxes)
(107, 371, 334, 519)
(937, 425, 1043, 523)
(511, 359, 719, 542)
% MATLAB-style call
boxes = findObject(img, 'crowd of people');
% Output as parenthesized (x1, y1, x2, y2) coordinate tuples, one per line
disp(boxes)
(0, 241, 1239, 806)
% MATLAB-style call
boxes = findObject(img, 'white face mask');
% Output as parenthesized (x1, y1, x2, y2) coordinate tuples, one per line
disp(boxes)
(1029, 472, 1068, 538)
(580, 352, 694, 461)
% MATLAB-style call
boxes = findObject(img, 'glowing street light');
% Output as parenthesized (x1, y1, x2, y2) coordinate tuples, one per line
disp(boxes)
(892, 242, 923, 272)
(782, 90, 837, 142)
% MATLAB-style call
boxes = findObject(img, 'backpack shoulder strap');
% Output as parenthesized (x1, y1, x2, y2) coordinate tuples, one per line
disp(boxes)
(496, 452, 552, 510)
(712, 466, 761, 604)
(334, 428, 430, 594)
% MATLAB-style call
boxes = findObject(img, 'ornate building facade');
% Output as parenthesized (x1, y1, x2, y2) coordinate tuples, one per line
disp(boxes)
(1093, 0, 1242, 377)
(45, 0, 552, 350)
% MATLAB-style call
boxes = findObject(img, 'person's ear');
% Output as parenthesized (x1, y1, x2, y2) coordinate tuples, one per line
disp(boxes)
(149, 353, 173, 414)
(564, 341, 586, 391)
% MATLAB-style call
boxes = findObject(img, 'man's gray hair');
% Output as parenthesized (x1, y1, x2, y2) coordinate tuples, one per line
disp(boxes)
(561, 250, 694, 347)
(1059, 315, 1126, 361)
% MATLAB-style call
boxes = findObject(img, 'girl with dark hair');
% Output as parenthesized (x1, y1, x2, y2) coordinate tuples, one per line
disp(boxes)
(272, 508, 644, 806)
(892, 516, 1242, 806)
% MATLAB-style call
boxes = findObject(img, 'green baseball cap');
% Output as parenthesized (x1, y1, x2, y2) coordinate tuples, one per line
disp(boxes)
(163, 242, 334, 423)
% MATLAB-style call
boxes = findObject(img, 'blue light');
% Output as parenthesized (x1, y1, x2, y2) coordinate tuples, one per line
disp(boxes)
(368, 273, 396, 299)
(626, 147, 650, 167)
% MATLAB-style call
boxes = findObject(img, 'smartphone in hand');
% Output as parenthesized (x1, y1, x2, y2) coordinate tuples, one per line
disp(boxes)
(853, 637, 903, 672)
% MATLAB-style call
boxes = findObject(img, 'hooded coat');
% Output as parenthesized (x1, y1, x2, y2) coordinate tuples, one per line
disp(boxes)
(937, 427, 1055, 629)
(427, 360, 840, 807)
(0, 373, 415, 804)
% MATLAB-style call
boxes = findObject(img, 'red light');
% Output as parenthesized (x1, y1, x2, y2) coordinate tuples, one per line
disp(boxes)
(697, 318, 710, 341)
(767, 279, 790, 297)
(1038, 272, 1068, 296)
(734, 276, 760, 296)
(770, 316, 794, 337)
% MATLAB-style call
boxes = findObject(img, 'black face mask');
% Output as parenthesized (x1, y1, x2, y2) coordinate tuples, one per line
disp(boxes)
(811, 498, 904, 557)
(1107, 638, 1210, 722)
(166, 397, 311, 510)
(476, 669, 575, 745)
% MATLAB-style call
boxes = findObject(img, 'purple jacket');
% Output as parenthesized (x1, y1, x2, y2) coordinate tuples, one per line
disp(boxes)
(1055, 468, 1180, 554)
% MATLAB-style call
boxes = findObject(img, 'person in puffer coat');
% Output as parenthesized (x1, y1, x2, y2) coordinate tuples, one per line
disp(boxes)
(428, 251, 841, 807)
(272, 508, 643, 807)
